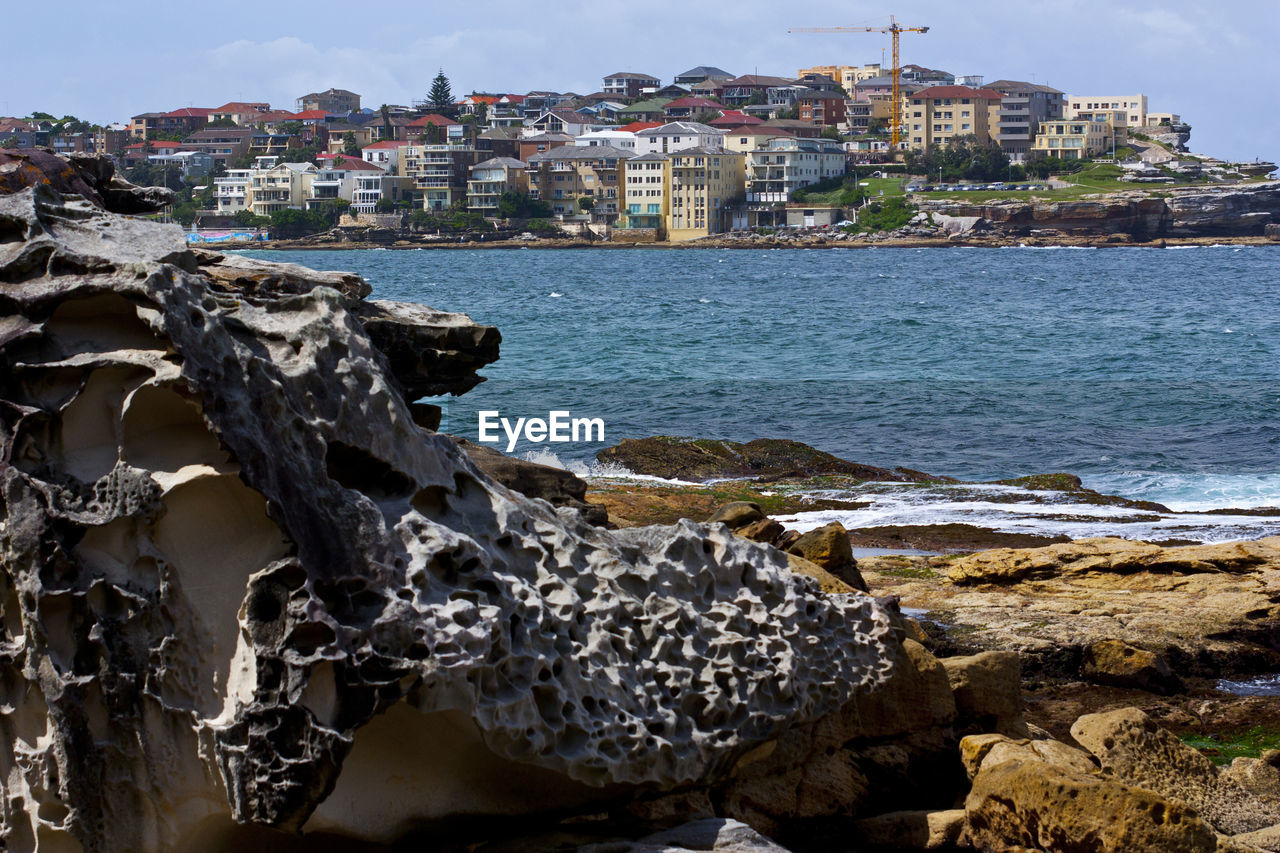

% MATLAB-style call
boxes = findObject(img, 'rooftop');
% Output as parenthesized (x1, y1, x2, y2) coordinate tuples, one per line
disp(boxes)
(526, 144, 632, 163)
(913, 85, 1006, 100)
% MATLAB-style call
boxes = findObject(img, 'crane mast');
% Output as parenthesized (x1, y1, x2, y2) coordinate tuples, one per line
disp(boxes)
(789, 15, 930, 151)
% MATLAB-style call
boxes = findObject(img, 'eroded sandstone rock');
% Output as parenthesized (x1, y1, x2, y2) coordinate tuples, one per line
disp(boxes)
(0, 171, 898, 850)
(1071, 708, 1280, 834)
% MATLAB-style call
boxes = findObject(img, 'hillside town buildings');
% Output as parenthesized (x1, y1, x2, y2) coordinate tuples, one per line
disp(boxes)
(9, 58, 1186, 242)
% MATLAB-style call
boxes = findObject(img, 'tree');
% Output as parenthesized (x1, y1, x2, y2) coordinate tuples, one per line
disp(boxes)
(429, 70, 454, 115)
(380, 104, 392, 141)
(342, 131, 360, 155)
(577, 196, 596, 212)
(821, 126, 843, 141)
(278, 121, 304, 137)
(422, 123, 440, 145)
(694, 110, 721, 126)
(268, 208, 330, 238)
(866, 117, 888, 136)
(207, 117, 238, 128)
(496, 191, 551, 219)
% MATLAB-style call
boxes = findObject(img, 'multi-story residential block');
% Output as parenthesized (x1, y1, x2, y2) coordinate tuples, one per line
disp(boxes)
(904, 86, 1003, 150)
(984, 80, 1066, 161)
(602, 72, 660, 100)
(50, 132, 97, 155)
(184, 127, 255, 167)
(620, 152, 670, 232)
(1031, 119, 1113, 160)
(666, 148, 746, 240)
(215, 168, 252, 215)
(305, 158, 385, 210)
(210, 102, 272, 126)
(524, 145, 628, 222)
(845, 100, 893, 134)
(249, 132, 295, 157)
(466, 158, 529, 218)
(689, 79, 727, 100)
(633, 122, 725, 155)
(1064, 94, 1148, 129)
(673, 66, 734, 86)
(797, 90, 847, 127)
(130, 108, 211, 138)
(522, 92, 572, 117)
(745, 137, 846, 202)
(297, 88, 361, 114)
(800, 64, 882, 91)
(92, 128, 130, 156)
(247, 162, 317, 216)
(350, 173, 414, 215)
(477, 126, 521, 159)
(721, 75, 796, 108)
(399, 143, 480, 210)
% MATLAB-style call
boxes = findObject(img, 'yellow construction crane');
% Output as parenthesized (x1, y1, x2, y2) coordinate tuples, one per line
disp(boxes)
(789, 15, 929, 151)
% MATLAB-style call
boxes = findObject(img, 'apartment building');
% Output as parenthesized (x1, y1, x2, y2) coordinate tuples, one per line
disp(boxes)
(1064, 94, 1148, 129)
(362, 140, 403, 172)
(620, 152, 669, 233)
(985, 80, 1066, 161)
(845, 100, 892, 134)
(247, 162, 317, 216)
(633, 122, 725, 155)
(305, 158, 386, 210)
(1030, 119, 1113, 160)
(466, 157, 529, 218)
(904, 86, 1003, 150)
(524, 145, 628, 222)
(720, 75, 796, 108)
(399, 143, 481, 210)
(182, 128, 256, 166)
(666, 148, 746, 241)
(797, 90, 847, 127)
(297, 88, 361, 114)
(745, 137, 845, 202)
(575, 129, 639, 151)
(602, 72, 660, 100)
(128, 107, 211, 138)
(800, 64, 883, 91)
(351, 173, 414, 215)
(724, 127, 795, 153)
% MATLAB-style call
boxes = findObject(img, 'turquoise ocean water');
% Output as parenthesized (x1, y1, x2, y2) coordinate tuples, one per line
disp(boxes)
(242, 245, 1280, 542)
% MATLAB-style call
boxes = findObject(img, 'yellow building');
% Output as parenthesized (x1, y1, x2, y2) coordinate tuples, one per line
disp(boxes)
(903, 85, 1002, 151)
(246, 162, 317, 216)
(799, 64, 882, 92)
(1030, 120, 1113, 160)
(524, 145, 629, 223)
(666, 148, 745, 241)
(620, 152, 669, 234)
(467, 157, 529, 218)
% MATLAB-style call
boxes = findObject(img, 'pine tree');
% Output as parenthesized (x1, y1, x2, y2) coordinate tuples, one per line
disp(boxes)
(429, 70, 454, 115)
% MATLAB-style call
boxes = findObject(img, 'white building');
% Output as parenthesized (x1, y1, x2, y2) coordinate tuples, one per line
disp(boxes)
(362, 140, 404, 172)
(632, 122, 725, 155)
(575, 129, 639, 151)
(1064, 94, 1148, 129)
(745, 137, 846, 203)
(215, 168, 251, 214)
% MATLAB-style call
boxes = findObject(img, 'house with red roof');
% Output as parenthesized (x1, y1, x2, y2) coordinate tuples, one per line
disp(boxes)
(210, 102, 272, 125)
(405, 113, 459, 143)
(662, 96, 724, 119)
(709, 111, 762, 128)
(361, 139, 406, 171)
(616, 121, 662, 134)
(905, 86, 1005, 150)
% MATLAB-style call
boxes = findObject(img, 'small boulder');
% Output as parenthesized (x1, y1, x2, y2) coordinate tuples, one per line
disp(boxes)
(853, 808, 965, 850)
(786, 522, 866, 592)
(735, 518, 786, 545)
(1082, 639, 1184, 694)
(1070, 708, 1280, 834)
(964, 758, 1221, 853)
(959, 734, 1096, 780)
(942, 652, 1028, 738)
(707, 501, 766, 529)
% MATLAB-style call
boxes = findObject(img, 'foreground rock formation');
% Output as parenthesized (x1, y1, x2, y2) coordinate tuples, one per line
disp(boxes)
(0, 154, 957, 851)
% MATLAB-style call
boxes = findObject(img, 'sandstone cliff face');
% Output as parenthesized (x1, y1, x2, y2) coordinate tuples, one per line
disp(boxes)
(916, 182, 1280, 238)
(0, 161, 899, 850)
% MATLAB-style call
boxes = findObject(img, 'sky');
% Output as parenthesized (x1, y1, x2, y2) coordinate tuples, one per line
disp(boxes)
(4, 0, 1276, 163)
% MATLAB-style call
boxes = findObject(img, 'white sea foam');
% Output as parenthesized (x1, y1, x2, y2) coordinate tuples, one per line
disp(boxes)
(520, 448, 703, 486)
(773, 481, 1280, 544)
(549, 292, 563, 298)
(1084, 472, 1280, 512)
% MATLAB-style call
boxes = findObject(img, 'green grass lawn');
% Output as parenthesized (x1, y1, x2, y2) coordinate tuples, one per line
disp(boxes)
(1181, 727, 1280, 766)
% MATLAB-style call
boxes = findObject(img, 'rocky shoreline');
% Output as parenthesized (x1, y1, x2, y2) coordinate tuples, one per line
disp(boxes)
(4, 152, 1280, 852)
